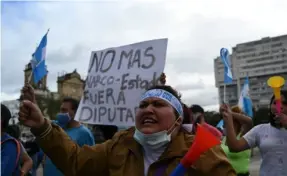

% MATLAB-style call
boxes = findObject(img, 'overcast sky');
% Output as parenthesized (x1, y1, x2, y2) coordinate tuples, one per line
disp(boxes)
(1, 0, 287, 111)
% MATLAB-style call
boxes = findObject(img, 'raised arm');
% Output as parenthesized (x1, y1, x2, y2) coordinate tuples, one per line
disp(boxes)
(221, 105, 251, 152)
(31, 119, 109, 176)
(19, 100, 109, 176)
(231, 112, 253, 135)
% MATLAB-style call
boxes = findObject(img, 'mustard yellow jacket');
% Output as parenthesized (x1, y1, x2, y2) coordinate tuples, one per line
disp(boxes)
(32, 119, 236, 176)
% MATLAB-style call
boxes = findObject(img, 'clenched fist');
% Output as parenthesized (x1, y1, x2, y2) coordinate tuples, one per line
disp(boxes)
(18, 100, 45, 129)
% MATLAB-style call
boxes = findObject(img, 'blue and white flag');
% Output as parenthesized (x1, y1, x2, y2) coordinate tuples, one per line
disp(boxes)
(220, 48, 233, 84)
(238, 77, 253, 117)
(30, 30, 49, 84)
(216, 119, 224, 130)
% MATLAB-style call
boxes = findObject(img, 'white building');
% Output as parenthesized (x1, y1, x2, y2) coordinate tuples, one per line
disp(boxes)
(214, 34, 287, 109)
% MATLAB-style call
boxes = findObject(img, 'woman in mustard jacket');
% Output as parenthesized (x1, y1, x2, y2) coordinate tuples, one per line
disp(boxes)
(19, 84, 236, 176)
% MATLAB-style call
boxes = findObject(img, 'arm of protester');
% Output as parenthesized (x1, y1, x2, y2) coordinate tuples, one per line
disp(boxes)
(192, 145, 236, 175)
(20, 145, 33, 176)
(1, 141, 18, 176)
(231, 112, 253, 135)
(221, 105, 251, 152)
(30, 119, 109, 176)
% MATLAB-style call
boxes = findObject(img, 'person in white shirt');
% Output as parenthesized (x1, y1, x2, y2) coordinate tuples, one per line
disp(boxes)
(221, 90, 287, 176)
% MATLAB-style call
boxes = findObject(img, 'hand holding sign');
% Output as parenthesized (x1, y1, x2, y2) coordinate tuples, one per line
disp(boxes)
(267, 76, 285, 113)
(75, 39, 168, 126)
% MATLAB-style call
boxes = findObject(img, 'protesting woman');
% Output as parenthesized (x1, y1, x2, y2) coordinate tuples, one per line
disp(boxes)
(19, 84, 236, 175)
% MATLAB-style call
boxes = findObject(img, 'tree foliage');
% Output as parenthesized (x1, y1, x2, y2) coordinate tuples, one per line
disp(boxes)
(204, 107, 271, 127)
(205, 111, 222, 127)
(35, 95, 61, 120)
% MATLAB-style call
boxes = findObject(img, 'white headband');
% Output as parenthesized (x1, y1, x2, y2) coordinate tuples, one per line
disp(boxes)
(141, 89, 183, 117)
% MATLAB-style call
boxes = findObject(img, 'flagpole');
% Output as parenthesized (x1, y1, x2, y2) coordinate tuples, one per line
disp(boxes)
(223, 84, 226, 103)
(28, 71, 33, 83)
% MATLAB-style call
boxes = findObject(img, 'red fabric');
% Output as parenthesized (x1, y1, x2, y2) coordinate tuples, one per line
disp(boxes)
(202, 122, 222, 139)
(181, 124, 221, 167)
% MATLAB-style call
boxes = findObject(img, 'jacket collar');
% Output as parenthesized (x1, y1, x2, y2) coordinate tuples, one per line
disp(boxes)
(123, 127, 193, 161)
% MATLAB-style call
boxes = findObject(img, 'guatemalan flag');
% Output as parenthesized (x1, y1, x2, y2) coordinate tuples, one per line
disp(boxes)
(30, 30, 49, 84)
(238, 77, 253, 117)
(220, 48, 233, 84)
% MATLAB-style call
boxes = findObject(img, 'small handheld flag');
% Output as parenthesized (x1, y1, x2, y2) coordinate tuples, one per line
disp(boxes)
(238, 77, 253, 117)
(216, 120, 224, 130)
(220, 48, 233, 84)
(170, 124, 221, 176)
(29, 29, 49, 84)
(217, 48, 233, 128)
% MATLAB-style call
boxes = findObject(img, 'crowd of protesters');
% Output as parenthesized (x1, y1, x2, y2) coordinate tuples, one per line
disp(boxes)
(1, 73, 287, 176)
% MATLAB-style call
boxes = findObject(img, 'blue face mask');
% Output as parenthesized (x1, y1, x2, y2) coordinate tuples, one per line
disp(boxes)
(55, 113, 71, 128)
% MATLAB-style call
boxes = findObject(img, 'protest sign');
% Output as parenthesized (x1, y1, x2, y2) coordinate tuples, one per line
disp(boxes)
(75, 39, 168, 126)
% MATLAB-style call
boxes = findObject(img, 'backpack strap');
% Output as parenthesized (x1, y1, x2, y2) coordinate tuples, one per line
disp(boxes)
(1, 138, 21, 171)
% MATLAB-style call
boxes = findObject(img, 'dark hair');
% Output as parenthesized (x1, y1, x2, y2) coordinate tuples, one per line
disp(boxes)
(190, 104, 204, 114)
(147, 85, 182, 117)
(182, 104, 192, 124)
(6, 125, 20, 139)
(98, 125, 118, 140)
(21, 140, 39, 157)
(1, 104, 12, 131)
(269, 90, 287, 127)
(62, 97, 79, 112)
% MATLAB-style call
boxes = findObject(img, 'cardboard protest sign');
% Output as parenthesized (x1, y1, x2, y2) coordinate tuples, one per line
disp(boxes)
(75, 39, 168, 126)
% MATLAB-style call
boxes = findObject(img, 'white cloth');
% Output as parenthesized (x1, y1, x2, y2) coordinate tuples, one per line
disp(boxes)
(243, 123, 287, 176)
(142, 146, 165, 176)
(142, 124, 193, 175)
(182, 124, 193, 133)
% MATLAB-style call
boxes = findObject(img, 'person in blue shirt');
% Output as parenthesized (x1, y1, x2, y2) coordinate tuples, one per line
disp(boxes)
(41, 97, 95, 176)
(1, 104, 23, 176)
(5, 124, 34, 176)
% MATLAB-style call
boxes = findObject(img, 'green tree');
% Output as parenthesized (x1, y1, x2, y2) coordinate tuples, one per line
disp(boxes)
(35, 95, 61, 120)
(205, 111, 222, 127)
(46, 98, 61, 120)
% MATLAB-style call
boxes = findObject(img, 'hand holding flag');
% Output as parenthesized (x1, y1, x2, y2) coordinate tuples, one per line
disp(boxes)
(217, 48, 233, 129)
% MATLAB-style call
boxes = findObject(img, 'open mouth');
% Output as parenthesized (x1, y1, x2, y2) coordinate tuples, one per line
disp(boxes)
(142, 117, 157, 125)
